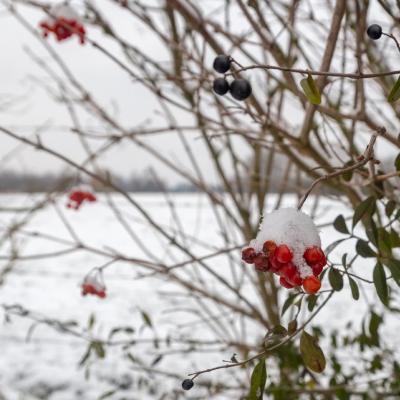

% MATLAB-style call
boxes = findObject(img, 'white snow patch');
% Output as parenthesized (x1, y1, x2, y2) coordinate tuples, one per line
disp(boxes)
(44, 4, 81, 23)
(253, 208, 321, 278)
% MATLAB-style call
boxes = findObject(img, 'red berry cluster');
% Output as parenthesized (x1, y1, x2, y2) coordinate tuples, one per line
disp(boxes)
(242, 241, 327, 294)
(81, 271, 106, 298)
(66, 189, 97, 210)
(40, 17, 86, 44)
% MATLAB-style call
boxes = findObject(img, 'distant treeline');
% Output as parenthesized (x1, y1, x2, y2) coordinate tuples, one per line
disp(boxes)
(0, 170, 205, 193)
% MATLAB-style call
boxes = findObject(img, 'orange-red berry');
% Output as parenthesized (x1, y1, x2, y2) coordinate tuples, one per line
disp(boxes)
(303, 275, 321, 294)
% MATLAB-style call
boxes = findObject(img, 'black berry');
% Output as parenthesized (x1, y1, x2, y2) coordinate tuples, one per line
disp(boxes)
(213, 78, 230, 96)
(367, 24, 382, 40)
(182, 379, 194, 391)
(229, 79, 252, 101)
(213, 55, 231, 73)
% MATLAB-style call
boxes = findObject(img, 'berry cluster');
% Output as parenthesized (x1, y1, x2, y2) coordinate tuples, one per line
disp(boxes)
(39, 4, 85, 44)
(81, 270, 106, 298)
(66, 186, 97, 210)
(212, 55, 252, 101)
(242, 241, 326, 294)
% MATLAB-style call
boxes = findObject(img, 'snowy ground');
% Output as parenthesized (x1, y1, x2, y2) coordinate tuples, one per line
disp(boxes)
(0, 194, 398, 399)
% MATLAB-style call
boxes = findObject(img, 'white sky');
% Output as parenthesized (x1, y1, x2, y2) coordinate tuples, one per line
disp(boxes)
(0, 1, 397, 185)
(0, 0, 218, 185)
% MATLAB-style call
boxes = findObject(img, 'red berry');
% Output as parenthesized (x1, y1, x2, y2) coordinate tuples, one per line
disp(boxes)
(312, 263, 323, 276)
(279, 263, 302, 287)
(268, 254, 284, 273)
(280, 276, 294, 289)
(254, 253, 269, 272)
(303, 276, 321, 294)
(303, 247, 325, 266)
(262, 240, 277, 255)
(279, 263, 296, 280)
(242, 247, 256, 264)
(290, 271, 303, 287)
(275, 244, 293, 263)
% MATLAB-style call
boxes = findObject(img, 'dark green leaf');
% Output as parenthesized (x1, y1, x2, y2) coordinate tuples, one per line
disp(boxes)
(140, 310, 153, 328)
(348, 276, 360, 300)
(395, 153, 400, 171)
(325, 239, 347, 256)
(387, 76, 400, 102)
(92, 341, 105, 359)
(373, 263, 388, 306)
(300, 331, 326, 373)
(99, 390, 117, 400)
(288, 320, 297, 335)
(281, 293, 300, 316)
(356, 240, 376, 258)
(300, 74, 321, 105)
(390, 229, 400, 248)
(247, 357, 267, 400)
(369, 311, 382, 338)
(342, 253, 348, 268)
(385, 200, 396, 218)
(386, 259, 400, 286)
(79, 343, 92, 367)
(329, 268, 344, 291)
(333, 215, 349, 234)
(352, 196, 375, 228)
(307, 294, 318, 312)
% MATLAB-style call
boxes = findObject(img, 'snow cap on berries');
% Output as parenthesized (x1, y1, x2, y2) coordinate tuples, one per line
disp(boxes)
(254, 208, 321, 279)
(45, 3, 81, 23)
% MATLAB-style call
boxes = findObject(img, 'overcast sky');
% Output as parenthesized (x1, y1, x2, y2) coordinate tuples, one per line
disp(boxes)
(0, 0, 222, 185)
(0, 1, 396, 185)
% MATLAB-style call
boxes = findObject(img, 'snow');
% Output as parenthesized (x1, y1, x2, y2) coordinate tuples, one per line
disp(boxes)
(252, 208, 321, 278)
(47, 4, 81, 22)
(0, 194, 398, 399)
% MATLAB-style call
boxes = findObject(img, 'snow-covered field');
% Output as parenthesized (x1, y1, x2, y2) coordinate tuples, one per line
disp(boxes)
(0, 194, 397, 400)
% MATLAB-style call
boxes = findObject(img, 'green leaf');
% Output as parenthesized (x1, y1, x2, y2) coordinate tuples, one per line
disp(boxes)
(329, 268, 344, 291)
(352, 196, 376, 228)
(386, 259, 400, 287)
(300, 331, 326, 373)
(348, 276, 360, 300)
(281, 293, 301, 316)
(333, 215, 349, 234)
(79, 343, 92, 367)
(385, 200, 396, 218)
(395, 153, 400, 171)
(307, 294, 318, 312)
(342, 253, 348, 268)
(92, 341, 106, 359)
(247, 357, 267, 400)
(140, 310, 153, 329)
(300, 74, 321, 105)
(288, 320, 297, 335)
(373, 263, 388, 306)
(388, 76, 400, 102)
(356, 240, 376, 258)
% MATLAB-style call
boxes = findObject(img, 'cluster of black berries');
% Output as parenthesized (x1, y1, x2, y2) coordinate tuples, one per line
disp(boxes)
(212, 55, 252, 101)
(367, 24, 383, 40)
